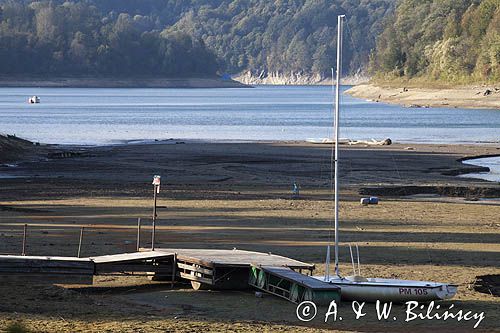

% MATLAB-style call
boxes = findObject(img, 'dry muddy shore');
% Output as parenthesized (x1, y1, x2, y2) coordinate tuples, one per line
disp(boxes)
(0, 141, 499, 332)
(347, 83, 500, 109)
(0, 76, 248, 88)
(1, 141, 498, 200)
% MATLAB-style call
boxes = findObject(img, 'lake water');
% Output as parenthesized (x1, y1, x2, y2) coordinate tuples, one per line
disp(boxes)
(0, 86, 498, 145)
(461, 156, 500, 182)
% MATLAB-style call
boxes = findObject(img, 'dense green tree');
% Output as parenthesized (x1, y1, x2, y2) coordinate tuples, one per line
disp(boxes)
(371, 0, 500, 82)
(166, 0, 394, 76)
(0, 0, 395, 77)
(0, 0, 218, 76)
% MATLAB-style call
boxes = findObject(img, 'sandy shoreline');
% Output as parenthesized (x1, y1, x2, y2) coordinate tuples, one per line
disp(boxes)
(0, 77, 248, 88)
(347, 83, 500, 109)
(0, 141, 499, 332)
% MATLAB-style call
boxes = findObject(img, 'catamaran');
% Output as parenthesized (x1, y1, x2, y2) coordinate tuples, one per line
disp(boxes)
(314, 15, 457, 302)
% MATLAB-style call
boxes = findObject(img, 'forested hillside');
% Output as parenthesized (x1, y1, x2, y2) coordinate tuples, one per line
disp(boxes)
(1, 0, 496, 83)
(0, 1, 218, 76)
(0, 0, 393, 78)
(164, 0, 393, 76)
(370, 0, 500, 83)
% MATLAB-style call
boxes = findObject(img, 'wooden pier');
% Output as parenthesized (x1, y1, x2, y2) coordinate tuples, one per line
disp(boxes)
(0, 252, 176, 285)
(151, 248, 314, 290)
(90, 252, 175, 281)
(0, 248, 339, 305)
(0, 255, 95, 284)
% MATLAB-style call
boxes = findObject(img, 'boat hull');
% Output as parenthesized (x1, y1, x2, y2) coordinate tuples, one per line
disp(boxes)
(335, 283, 457, 303)
(314, 276, 458, 303)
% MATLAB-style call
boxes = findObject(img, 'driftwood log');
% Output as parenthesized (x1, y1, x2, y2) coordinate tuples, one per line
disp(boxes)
(306, 138, 392, 145)
(348, 138, 392, 146)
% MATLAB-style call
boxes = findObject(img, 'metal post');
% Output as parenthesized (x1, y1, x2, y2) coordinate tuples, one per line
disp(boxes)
(77, 226, 84, 258)
(152, 186, 157, 250)
(334, 15, 344, 278)
(151, 175, 161, 251)
(22, 224, 27, 256)
(136, 218, 141, 251)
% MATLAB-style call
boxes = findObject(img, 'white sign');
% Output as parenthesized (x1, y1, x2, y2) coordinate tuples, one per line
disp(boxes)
(152, 175, 161, 186)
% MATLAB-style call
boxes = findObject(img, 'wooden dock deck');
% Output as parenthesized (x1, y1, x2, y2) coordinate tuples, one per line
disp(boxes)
(151, 248, 314, 290)
(153, 248, 313, 269)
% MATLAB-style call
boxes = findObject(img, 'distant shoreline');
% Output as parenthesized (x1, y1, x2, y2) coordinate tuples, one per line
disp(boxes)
(233, 72, 369, 86)
(0, 77, 249, 89)
(346, 83, 500, 110)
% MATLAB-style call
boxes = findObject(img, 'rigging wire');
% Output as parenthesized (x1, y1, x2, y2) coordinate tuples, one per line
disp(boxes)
(326, 67, 336, 278)
(346, 18, 434, 267)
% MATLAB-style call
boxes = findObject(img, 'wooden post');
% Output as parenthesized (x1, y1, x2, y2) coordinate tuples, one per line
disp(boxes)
(136, 218, 141, 251)
(21, 224, 27, 256)
(77, 226, 84, 258)
(171, 253, 176, 289)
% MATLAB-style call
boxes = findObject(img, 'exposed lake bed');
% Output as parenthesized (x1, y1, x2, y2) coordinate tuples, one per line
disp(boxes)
(347, 83, 500, 110)
(0, 76, 247, 89)
(0, 140, 499, 331)
(0, 86, 499, 331)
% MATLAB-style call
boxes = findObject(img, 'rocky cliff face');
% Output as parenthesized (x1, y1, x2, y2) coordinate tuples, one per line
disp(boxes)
(233, 70, 369, 85)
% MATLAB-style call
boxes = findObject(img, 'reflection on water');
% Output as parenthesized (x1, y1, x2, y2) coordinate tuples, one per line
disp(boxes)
(461, 156, 500, 182)
(0, 85, 499, 145)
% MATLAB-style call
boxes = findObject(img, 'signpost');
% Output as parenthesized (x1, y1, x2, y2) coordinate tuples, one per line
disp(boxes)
(151, 175, 161, 250)
(136, 218, 141, 251)
(22, 224, 27, 256)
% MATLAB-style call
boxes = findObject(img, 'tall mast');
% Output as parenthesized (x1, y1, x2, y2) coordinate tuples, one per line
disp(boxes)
(324, 67, 334, 282)
(334, 14, 344, 277)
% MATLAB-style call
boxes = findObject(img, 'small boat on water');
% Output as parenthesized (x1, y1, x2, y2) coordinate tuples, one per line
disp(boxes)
(28, 96, 40, 104)
(314, 15, 457, 303)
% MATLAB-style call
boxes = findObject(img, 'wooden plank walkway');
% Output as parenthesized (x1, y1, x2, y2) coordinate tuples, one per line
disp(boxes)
(258, 266, 339, 290)
(249, 265, 341, 305)
(0, 255, 94, 284)
(90, 252, 175, 279)
(90, 252, 174, 264)
(0, 252, 177, 284)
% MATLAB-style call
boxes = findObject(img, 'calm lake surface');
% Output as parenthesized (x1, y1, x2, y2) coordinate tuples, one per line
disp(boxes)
(0, 85, 498, 145)
(461, 156, 500, 182)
